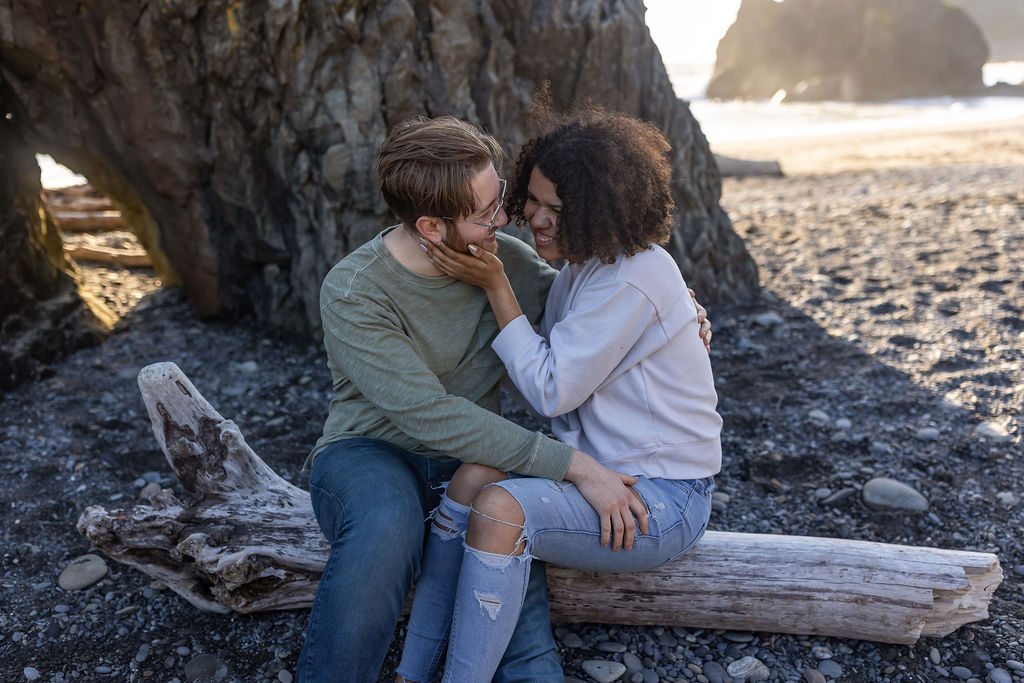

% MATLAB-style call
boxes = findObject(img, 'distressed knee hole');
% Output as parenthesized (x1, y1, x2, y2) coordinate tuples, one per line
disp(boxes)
(428, 508, 461, 540)
(430, 517, 460, 539)
(473, 589, 502, 621)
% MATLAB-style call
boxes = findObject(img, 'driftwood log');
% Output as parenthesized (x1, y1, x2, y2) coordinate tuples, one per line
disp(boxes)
(713, 154, 784, 178)
(64, 244, 152, 268)
(52, 211, 126, 232)
(77, 362, 1002, 645)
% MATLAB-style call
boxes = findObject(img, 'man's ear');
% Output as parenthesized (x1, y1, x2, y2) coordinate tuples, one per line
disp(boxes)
(414, 216, 444, 245)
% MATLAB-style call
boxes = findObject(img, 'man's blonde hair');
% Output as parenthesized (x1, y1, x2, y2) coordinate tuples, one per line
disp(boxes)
(376, 116, 503, 229)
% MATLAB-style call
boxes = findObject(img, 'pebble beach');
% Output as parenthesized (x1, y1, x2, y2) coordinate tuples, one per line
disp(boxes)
(1, 117, 1022, 682)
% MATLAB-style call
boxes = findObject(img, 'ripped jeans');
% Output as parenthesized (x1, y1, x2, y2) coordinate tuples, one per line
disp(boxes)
(298, 438, 563, 683)
(398, 474, 714, 683)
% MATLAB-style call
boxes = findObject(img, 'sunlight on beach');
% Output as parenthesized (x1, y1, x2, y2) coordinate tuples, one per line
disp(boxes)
(36, 154, 85, 190)
(643, 0, 740, 65)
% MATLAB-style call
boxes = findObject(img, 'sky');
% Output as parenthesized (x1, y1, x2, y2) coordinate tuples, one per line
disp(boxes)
(643, 0, 742, 65)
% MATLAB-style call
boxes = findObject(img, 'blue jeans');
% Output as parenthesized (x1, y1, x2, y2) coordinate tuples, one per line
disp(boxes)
(421, 474, 714, 682)
(295, 438, 563, 683)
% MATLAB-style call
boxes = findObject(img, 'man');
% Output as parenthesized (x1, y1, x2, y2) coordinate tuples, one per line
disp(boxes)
(296, 116, 709, 682)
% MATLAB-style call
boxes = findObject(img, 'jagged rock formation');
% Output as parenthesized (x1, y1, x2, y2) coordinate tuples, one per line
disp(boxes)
(0, 101, 113, 391)
(708, 0, 989, 102)
(949, 0, 1024, 62)
(1, 0, 757, 340)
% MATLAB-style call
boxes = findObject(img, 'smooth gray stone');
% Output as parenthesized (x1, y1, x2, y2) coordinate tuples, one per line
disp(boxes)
(974, 421, 1011, 441)
(989, 668, 1012, 683)
(184, 654, 228, 681)
(596, 640, 628, 653)
(139, 481, 162, 499)
(560, 632, 584, 648)
(951, 666, 974, 680)
(703, 660, 730, 683)
(802, 669, 826, 683)
(862, 477, 929, 512)
(822, 488, 856, 506)
(727, 656, 770, 682)
(818, 659, 843, 678)
(622, 652, 644, 671)
(723, 631, 754, 643)
(752, 312, 785, 328)
(57, 554, 108, 591)
(581, 660, 627, 683)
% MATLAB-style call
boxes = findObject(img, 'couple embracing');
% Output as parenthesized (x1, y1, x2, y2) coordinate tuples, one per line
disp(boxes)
(296, 109, 722, 682)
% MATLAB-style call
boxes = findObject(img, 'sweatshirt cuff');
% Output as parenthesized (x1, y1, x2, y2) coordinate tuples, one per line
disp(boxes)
(491, 314, 538, 365)
(530, 437, 573, 481)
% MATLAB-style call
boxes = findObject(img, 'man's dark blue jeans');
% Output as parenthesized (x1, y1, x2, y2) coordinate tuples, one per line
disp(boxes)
(295, 438, 563, 682)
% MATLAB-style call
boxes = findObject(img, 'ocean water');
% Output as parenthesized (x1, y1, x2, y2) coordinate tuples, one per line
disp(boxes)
(670, 62, 1024, 144)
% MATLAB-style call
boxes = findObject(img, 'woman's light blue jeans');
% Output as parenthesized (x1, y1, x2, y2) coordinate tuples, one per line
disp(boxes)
(399, 473, 714, 683)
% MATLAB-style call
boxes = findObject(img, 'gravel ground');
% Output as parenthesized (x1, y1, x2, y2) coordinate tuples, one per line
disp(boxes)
(2, 124, 1022, 682)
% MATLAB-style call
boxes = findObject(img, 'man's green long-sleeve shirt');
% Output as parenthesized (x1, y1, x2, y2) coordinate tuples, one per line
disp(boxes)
(307, 227, 573, 481)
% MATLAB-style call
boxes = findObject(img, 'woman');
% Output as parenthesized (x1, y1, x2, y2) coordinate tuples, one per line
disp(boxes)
(397, 111, 722, 683)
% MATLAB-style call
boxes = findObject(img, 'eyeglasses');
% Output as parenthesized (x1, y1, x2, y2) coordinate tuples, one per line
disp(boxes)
(444, 178, 507, 232)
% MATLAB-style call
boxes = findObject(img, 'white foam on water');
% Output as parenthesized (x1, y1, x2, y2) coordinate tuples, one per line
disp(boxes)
(667, 62, 1024, 145)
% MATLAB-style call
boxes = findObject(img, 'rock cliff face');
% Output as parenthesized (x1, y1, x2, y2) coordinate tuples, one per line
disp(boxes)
(949, 0, 1024, 62)
(708, 0, 989, 101)
(0, 101, 113, 390)
(1, 0, 756, 340)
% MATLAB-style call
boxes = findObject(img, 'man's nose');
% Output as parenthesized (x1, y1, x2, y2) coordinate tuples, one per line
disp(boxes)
(494, 206, 509, 230)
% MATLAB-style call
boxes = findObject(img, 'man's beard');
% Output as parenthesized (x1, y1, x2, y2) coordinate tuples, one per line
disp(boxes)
(442, 225, 498, 254)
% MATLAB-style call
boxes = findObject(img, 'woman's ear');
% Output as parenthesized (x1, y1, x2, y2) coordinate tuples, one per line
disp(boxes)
(414, 216, 445, 245)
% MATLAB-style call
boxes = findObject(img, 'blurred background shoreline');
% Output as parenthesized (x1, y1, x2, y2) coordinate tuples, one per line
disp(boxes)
(673, 61, 1024, 144)
(649, 0, 1024, 146)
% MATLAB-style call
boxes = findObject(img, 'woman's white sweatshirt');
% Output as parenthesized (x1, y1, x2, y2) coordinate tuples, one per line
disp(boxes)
(492, 245, 722, 480)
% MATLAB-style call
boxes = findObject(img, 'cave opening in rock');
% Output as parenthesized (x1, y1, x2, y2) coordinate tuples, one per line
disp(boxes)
(36, 154, 163, 320)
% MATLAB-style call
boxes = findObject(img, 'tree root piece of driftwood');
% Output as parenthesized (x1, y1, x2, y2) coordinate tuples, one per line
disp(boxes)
(77, 362, 1002, 644)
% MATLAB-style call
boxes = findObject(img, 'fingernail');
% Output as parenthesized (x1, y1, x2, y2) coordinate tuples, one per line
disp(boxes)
(419, 244, 427, 252)
(468, 244, 478, 253)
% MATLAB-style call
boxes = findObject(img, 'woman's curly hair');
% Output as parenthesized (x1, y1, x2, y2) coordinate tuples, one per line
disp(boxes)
(506, 109, 675, 264)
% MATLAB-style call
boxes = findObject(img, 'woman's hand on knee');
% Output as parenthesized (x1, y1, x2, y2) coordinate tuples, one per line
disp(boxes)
(565, 450, 649, 551)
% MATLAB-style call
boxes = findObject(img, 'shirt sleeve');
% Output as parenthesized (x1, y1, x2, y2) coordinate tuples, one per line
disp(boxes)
(491, 277, 660, 418)
(501, 234, 559, 326)
(321, 295, 572, 480)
